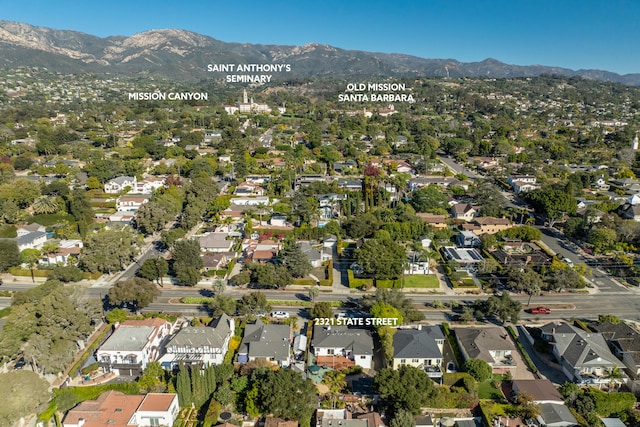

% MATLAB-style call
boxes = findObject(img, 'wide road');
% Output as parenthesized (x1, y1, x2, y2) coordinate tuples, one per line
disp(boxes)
(438, 155, 481, 180)
(140, 286, 640, 322)
(537, 227, 627, 293)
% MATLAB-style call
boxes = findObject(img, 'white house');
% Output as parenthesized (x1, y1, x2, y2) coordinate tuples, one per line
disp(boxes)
(96, 318, 173, 377)
(116, 194, 151, 212)
(104, 176, 137, 194)
(312, 326, 374, 369)
(159, 314, 235, 370)
(134, 176, 167, 194)
(392, 326, 445, 376)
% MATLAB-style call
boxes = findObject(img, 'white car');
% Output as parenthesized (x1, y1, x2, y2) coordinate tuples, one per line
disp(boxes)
(271, 311, 290, 319)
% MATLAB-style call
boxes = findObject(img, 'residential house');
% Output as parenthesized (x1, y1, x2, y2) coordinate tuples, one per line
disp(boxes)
(104, 176, 137, 194)
(40, 239, 83, 266)
(408, 176, 469, 191)
(62, 391, 179, 427)
(116, 194, 151, 212)
(159, 314, 235, 370)
(134, 176, 167, 194)
(491, 241, 551, 268)
(467, 217, 512, 234)
(451, 204, 478, 222)
(456, 231, 481, 248)
(234, 182, 265, 196)
(270, 215, 287, 227)
(590, 321, 640, 378)
(618, 203, 640, 222)
(312, 325, 374, 370)
(416, 213, 448, 229)
(414, 415, 435, 427)
(454, 327, 517, 374)
(229, 196, 270, 206)
(243, 239, 280, 263)
(316, 409, 366, 427)
(511, 379, 564, 404)
(508, 175, 539, 194)
(392, 326, 445, 378)
(202, 252, 236, 272)
(295, 175, 327, 189)
(298, 241, 331, 268)
(337, 178, 363, 191)
(199, 233, 234, 253)
(238, 320, 291, 367)
(333, 160, 358, 174)
(536, 403, 578, 427)
(541, 322, 619, 382)
(4, 227, 48, 251)
(441, 247, 484, 269)
(97, 318, 173, 377)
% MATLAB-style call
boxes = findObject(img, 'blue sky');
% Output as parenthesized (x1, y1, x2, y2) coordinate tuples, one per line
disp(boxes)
(2, 0, 639, 74)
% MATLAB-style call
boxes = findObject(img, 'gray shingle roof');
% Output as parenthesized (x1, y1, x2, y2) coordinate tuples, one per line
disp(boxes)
(538, 403, 578, 426)
(167, 314, 233, 349)
(312, 326, 374, 355)
(455, 327, 515, 362)
(239, 320, 290, 360)
(393, 327, 444, 359)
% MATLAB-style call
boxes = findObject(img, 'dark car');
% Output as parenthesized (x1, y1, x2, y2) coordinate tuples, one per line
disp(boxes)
(13, 358, 25, 370)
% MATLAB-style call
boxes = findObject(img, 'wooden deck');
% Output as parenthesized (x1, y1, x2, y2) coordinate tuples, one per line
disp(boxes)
(315, 356, 355, 370)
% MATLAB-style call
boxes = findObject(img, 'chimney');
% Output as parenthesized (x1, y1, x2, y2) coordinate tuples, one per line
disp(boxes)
(78, 419, 85, 427)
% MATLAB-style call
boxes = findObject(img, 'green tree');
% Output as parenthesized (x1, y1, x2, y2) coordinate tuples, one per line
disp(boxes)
(238, 291, 271, 316)
(208, 294, 237, 317)
(390, 409, 416, 427)
(322, 370, 347, 408)
(0, 240, 20, 272)
(20, 248, 42, 283)
(355, 236, 405, 281)
(308, 286, 320, 303)
(171, 239, 203, 286)
(375, 365, 435, 414)
(48, 265, 85, 282)
(31, 195, 60, 214)
(176, 365, 192, 406)
(409, 185, 449, 213)
(279, 241, 313, 278)
(107, 277, 161, 310)
(587, 227, 618, 253)
(310, 301, 333, 319)
(105, 307, 129, 324)
(259, 369, 318, 427)
(0, 371, 50, 427)
(525, 188, 576, 228)
(80, 228, 140, 274)
(138, 257, 169, 286)
(463, 358, 492, 382)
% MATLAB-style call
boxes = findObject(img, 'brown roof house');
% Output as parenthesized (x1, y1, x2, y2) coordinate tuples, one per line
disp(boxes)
(62, 391, 179, 427)
(454, 327, 517, 374)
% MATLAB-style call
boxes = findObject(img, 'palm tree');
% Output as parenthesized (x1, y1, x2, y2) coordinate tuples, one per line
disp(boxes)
(322, 370, 347, 408)
(32, 195, 60, 215)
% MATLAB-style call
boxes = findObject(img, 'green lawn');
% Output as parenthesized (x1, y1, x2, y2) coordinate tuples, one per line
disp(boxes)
(478, 375, 506, 400)
(403, 274, 440, 288)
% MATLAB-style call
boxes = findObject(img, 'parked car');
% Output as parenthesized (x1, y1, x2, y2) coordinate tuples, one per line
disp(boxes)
(271, 311, 290, 319)
(528, 306, 551, 314)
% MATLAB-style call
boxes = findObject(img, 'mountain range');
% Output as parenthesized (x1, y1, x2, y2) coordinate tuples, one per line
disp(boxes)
(1, 20, 639, 86)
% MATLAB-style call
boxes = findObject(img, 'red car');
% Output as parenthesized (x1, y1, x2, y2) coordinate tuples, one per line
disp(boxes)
(528, 306, 551, 314)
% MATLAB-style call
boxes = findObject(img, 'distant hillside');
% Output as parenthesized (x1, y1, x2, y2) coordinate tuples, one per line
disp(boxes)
(1, 20, 640, 85)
